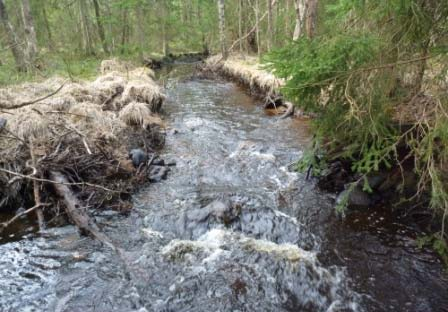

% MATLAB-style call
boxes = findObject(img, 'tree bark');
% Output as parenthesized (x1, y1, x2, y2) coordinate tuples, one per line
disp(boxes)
(267, 0, 273, 51)
(305, 0, 318, 39)
(293, 0, 304, 40)
(21, 0, 38, 68)
(41, 2, 54, 51)
(79, 0, 94, 55)
(238, 0, 243, 53)
(217, 0, 227, 59)
(0, 0, 26, 72)
(135, 4, 145, 62)
(120, 7, 129, 54)
(92, 0, 109, 54)
(255, 0, 260, 56)
(50, 171, 116, 250)
(160, 1, 169, 57)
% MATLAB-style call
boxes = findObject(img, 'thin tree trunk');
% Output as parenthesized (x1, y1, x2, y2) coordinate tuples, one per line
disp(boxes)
(255, 0, 260, 56)
(305, 0, 318, 39)
(238, 0, 243, 53)
(285, 0, 290, 39)
(293, 0, 303, 40)
(104, 1, 114, 53)
(135, 5, 145, 61)
(161, 2, 169, 57)
(267, 0, 273, 51)
(41, 2, 54, 51)
(92, 0, 109, 54)
(120, 8, 128, 54)
(21, 0, 38, 69)
(79, 0, 94, 55)
(0, 0, 26, 72)
(217, 0, 227, 59)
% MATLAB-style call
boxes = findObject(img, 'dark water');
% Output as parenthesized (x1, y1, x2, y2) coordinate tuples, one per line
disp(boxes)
(0, 65, 447, 311)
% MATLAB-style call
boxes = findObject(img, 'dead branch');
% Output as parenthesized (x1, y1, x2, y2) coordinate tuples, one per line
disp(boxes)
(50, 171, 117, 250)
(63, 124, 92, 155)
(30, 141, 45, 231)
(0, 167, 125, 193)
(0, 83, 66, 110)
(0, 203, 51, 232)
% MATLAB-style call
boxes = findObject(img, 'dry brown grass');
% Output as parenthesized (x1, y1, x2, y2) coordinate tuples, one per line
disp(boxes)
(119, 101, 164, 127)
(0, 59, 166, 214)
(206, 54, 285, 95)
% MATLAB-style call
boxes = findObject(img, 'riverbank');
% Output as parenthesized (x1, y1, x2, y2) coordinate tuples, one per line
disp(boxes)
(0, 59, 168, 234)
(205, 53, 448, 267)
(204, 54, 296, 118)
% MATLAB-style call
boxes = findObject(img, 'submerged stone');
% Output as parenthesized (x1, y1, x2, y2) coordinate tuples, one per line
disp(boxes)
(129, 149, 148, 167)
(337, 186, 372, 208)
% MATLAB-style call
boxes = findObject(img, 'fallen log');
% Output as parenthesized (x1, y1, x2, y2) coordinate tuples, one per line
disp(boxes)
(50, 171, 117, 251)
(50, 171, 145, 309)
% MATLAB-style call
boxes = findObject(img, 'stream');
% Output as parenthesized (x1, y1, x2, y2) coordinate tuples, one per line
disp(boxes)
(0, 64, 447, 312)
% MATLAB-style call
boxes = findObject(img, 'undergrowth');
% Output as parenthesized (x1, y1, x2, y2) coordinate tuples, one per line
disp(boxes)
(265, 0, 448, 250)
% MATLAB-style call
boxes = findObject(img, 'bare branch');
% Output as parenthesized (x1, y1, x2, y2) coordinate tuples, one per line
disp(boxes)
(0, 167, 125, 193)
(0, 83, 66, 110)
(0, 203, 50, 232)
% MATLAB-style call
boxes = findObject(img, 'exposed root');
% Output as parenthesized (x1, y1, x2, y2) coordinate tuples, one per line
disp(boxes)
(280, 101, 295, 119)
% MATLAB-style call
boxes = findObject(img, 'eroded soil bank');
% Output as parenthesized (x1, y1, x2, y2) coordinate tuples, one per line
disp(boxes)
(0, 64, 447, 312)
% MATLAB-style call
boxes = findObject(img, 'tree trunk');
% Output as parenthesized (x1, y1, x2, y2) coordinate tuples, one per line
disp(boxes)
(285, 0, 290, 39)
(92, 0, 109, 54)
(161, 1, 169, 57)
(120, 8, 129, 54)
(104, 1, 115, 53)
(21, 0, 38, 69)
(238, 0, 243, 53)
(79, 0, 94, 55)
(293, 0, 304, 40)
(0, 0, 26, 72)
(217, 0, 227, 59)
(267, 0, 273, 51)
(305, 0, 318, 39)
(41, 2, 54, 51)
(255, 0, 260, 56)
(135, 5, 145, 61)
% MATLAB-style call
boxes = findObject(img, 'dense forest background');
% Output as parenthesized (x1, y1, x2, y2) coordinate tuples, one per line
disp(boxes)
(0, 0, 300, 84)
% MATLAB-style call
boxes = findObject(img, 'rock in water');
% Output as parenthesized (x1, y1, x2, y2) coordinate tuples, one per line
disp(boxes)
(0, 117, 7, 132)
(187, 200, 241, 225)
(149, 166, 169, 182)
(206, 200, 241, 224)
(129, 149, 148, 167)
(336, 186, 372, 209)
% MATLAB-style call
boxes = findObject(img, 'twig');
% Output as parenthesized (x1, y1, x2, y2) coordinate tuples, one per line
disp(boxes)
(227, 0, 278, 53)
(0, 83, 66, 110)
(0, 167, 125, 193)
(30, 141, 46, 231)
(0, 203, 50, 232)
(8, 159, 36, 185)
(64, 124, 92, 155)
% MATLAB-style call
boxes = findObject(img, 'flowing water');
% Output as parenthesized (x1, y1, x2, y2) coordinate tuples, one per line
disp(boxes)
(0, 65, 447, 312)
